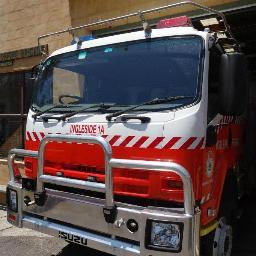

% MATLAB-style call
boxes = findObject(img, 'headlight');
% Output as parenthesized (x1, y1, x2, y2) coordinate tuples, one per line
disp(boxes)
(7, 188, 18, 212)
(146, 220, 183, 252)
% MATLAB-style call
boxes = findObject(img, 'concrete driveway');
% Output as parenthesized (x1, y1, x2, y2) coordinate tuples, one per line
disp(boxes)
(0, 205, 66, 256)
(0, 205, 111, 256)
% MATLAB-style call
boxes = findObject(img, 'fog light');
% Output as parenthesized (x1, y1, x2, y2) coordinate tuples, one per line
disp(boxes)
(146, 220, 183, 252)
(127, 219, 139, 233)
(7, 188, 18, 212)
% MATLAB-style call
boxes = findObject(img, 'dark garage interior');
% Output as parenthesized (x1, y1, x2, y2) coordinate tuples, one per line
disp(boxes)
(228, 6, 256, 256)
(210, 5, 256, 256)
(192, 4, 256, 256)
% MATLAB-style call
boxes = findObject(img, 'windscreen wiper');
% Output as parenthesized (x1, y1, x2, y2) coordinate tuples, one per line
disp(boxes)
(42, 103, 115, 122)
(32, 104, 70, 120)
(59, 103, 115, 121)
(106, 96, 194, 121)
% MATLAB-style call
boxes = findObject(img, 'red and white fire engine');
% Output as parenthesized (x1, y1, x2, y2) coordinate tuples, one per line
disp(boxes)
(6, 1, 248, 255)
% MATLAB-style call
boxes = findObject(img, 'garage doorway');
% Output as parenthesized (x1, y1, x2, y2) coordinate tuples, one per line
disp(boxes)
(0, 71, 33, 157)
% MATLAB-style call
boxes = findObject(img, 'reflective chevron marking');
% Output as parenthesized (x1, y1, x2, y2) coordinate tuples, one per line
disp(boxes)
(26, 131, 205, 150)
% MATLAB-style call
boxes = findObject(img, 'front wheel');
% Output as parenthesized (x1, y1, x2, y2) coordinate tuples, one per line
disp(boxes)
(201, 218, 233, 256)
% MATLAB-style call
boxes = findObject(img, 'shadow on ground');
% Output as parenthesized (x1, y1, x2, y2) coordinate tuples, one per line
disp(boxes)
(54, 243, 110, 256)
(232, 195, 256, 256)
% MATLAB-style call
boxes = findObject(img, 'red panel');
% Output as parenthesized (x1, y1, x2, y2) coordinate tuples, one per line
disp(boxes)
(24, 118, 245, 226)
(24, 138, 203, 203)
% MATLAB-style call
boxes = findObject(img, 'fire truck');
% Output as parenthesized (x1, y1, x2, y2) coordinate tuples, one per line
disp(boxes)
(6, 1, 248, 255)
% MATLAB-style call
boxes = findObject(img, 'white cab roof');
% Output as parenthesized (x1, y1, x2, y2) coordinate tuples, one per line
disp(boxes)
(50, 27, 208, 57)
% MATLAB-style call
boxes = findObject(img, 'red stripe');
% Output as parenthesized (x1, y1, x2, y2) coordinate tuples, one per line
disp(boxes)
(195, 138, 205, 150)
(32, 132, 40, 141)
(147, 137, 164, 148)
(40, 132, 45, 138)
(109, 135, 121, 145)
(133, 136, 149, 148)
(163, 137, 181, 149)
(180, 137, 197, 150)
(102, 135, 108, 139)
(119, 136, 135, 147)
(27, 132, 32, 141)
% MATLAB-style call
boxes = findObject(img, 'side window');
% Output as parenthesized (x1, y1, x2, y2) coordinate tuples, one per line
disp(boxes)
(208, 46, 222, 122)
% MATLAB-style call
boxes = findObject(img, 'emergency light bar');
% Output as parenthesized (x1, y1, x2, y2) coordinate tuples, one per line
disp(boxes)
(37, 1, 235, 46)
(157, 16, 192, 29)
(70, 35, 95, 45)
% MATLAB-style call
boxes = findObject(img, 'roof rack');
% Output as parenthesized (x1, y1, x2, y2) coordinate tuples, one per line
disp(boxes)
(38, 1, 235, 48)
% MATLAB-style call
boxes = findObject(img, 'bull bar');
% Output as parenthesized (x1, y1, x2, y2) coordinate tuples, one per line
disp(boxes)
(7, 134, 200, 256)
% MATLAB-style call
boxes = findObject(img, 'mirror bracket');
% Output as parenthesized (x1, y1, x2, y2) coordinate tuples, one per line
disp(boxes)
(206, 125, 217, 147)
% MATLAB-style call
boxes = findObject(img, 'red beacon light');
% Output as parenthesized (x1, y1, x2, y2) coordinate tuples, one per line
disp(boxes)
(157, 16, 193, 29)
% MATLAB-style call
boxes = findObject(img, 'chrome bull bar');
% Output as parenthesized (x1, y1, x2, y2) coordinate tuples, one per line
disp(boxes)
(8, 134, 195, 221)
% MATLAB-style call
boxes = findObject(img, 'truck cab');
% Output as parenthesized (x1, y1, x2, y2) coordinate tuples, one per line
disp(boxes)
(27, 26, 206, 203)
(6, 2, 247, 256)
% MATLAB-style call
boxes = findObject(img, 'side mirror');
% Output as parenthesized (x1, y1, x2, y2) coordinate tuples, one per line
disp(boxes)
(219, 53, 247, 116)
(30, 64, 42, 80)
(206, 125, 217, 147)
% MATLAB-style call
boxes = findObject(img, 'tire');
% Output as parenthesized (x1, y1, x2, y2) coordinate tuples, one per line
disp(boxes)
(219, 172, 239, 223)
(201, 172, 238, 256)
(201, 218, 233, 256)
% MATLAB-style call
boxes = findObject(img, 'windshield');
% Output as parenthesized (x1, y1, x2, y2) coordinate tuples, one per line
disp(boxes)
(32, 36, 203, 112)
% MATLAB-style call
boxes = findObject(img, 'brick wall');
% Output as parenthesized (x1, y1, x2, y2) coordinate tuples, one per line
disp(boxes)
(0, 0, 72, 53)
(69, 0, 239, 36)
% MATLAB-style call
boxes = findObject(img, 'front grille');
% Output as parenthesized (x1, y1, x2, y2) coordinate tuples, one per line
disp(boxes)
(45, 184, 182, 208)
(115, 183, 148, 195)
(41, 161, 183, 204)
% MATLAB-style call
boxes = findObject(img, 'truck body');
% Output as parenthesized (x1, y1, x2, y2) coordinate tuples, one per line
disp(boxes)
(6, 2, 247, 255)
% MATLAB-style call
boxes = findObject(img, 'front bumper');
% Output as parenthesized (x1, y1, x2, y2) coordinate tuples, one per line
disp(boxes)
(7, 134, 200, 256)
